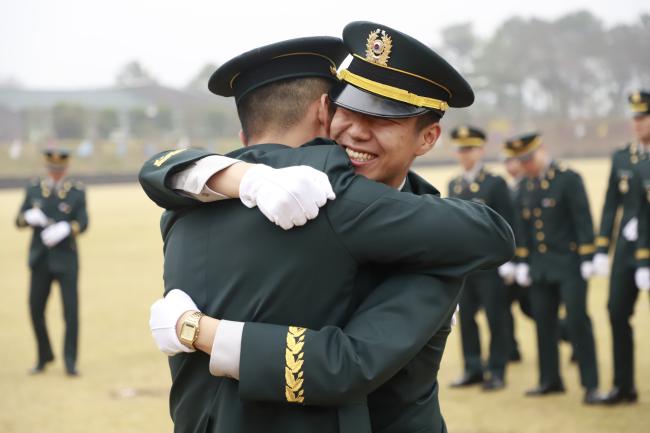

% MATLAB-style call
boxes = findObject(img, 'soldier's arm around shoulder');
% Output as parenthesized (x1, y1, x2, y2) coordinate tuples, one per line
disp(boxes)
(323, 149, 515, 277)
(138, 148, 220, 210)
(565, 170, 595, 261)
(239, 273, 462, 406)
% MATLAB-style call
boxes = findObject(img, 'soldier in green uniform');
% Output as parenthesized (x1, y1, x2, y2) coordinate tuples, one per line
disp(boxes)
(507, 133, 602, 404)
(596, 90, 650, 404)
(447, 126, 516, 390)
(142, 24, 514, 433)
(15, 149, 88, 376)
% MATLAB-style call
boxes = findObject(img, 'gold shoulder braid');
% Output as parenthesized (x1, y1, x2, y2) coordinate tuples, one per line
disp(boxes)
(153, 149, 187, 167)
(285, 326, 306, 403)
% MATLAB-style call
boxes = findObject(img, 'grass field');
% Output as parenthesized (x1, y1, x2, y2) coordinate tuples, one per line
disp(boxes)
(1, 158, 648, 433)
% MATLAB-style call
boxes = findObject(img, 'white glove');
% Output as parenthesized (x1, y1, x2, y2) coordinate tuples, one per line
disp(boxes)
(498, 261, 516, 284)
(149, 289, 200, 356)
(239, 164, 336, 230)
(40, 221, 71, 247)
(580, 261, 595, 280)
(24, 207, 48, 227)
(622, 217, 638, 242)
(593, 253, 610, 277)
(515, 263, 532, 287)
(635, 267, 650, 291)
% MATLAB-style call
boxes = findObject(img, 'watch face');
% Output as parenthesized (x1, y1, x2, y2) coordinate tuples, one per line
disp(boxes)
(180, 323, 197, 343)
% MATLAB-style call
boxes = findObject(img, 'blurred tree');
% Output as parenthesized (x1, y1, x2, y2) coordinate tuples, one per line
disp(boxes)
(116, 61, 158, 87)
(439, 23, 478, 73)
(96, 108, 119, 139)
(186, 63, 218, 94)
(52, 103, 87, 139)
(128, 107, 151, 138)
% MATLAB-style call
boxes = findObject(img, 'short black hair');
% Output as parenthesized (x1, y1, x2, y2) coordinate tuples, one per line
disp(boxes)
(237, 77, 333, 140)
(414, 111, 441, 131)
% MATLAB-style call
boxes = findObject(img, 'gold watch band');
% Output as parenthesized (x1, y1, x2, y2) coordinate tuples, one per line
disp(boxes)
(179, 311, 204, 349)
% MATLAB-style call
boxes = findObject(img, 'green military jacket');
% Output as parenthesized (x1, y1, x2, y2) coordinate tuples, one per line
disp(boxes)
(634, 156, 650, 267)
(447, 166, 516, 281)
(139, 141, 515, 433)
(15, 177, 88, 272)
(597, 143, 646, 266)
(514, 161, 595, 282)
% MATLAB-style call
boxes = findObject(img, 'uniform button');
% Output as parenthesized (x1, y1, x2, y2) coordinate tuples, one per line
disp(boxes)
(533, 208, 542, 217)
(535, 220, 544, 229)
(538, 243, 547, 253)
(536, 232, 545, 241)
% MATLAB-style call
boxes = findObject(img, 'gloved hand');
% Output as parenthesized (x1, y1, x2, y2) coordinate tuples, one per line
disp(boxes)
(239, 164, 336, 230)
(40, 221, 71, 247)
(593, 253, 610, 277)
(580, 261, 595, 280)
(24, 207, 48, 227)
(515, 263, 532, 287)
(150, 289, 200, 356)
(498, 262, 516, 284)
(635, 267, 650, 291)
(622, 217, 638, 242)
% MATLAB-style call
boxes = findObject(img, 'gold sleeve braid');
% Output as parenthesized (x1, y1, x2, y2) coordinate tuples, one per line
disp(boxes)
(285, 326, 306, 403)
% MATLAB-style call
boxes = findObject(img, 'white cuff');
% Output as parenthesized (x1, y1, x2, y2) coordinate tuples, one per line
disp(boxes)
(169, 155, 240, 201)
(209, 320, 244, 379)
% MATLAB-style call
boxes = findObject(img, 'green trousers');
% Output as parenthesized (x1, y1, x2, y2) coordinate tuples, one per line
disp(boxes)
(529, 275, 598, 390)
(458, 271, 509, 378)
(29, 263, 79, 370)
(505, 283, 533, 358)
(608, 256, 643, 391)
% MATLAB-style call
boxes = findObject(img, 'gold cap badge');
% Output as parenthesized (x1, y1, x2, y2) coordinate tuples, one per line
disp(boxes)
(458, 126, 469, 138)
(365, 29, 392, 66)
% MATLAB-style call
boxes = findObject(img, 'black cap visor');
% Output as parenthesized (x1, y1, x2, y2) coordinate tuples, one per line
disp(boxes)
(330, 82, 430, 118)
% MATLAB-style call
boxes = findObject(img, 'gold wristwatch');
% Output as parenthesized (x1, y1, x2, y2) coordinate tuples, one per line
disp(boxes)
(179, 311, 204, 349)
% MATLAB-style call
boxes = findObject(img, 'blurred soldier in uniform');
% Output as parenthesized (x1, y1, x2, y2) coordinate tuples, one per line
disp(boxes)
(15, 149, 88, 376)
(596, 90, 650, 404)
(502, 155, 533, 361)
(447, 126, 516, 390)
(508, 133, 602, 404)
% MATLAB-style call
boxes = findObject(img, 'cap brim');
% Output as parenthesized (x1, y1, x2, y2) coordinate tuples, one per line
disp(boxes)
(330, 82, 429, 118)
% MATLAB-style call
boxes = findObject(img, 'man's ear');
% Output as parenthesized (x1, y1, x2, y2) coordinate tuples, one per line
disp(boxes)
(415, 122, 441, 157)
(317, 93, 332, 138)
(238, 130, 249, 146)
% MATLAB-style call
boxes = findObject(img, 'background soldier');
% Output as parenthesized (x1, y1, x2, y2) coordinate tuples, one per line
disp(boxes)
(448, 126, 516, 390)
(15, 149, 88, 376)
(508, 133, 602, 404)
(595, 90, 650, 404)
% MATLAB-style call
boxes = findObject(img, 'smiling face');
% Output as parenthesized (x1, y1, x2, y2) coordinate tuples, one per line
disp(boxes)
(329, 107, 440, 188)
